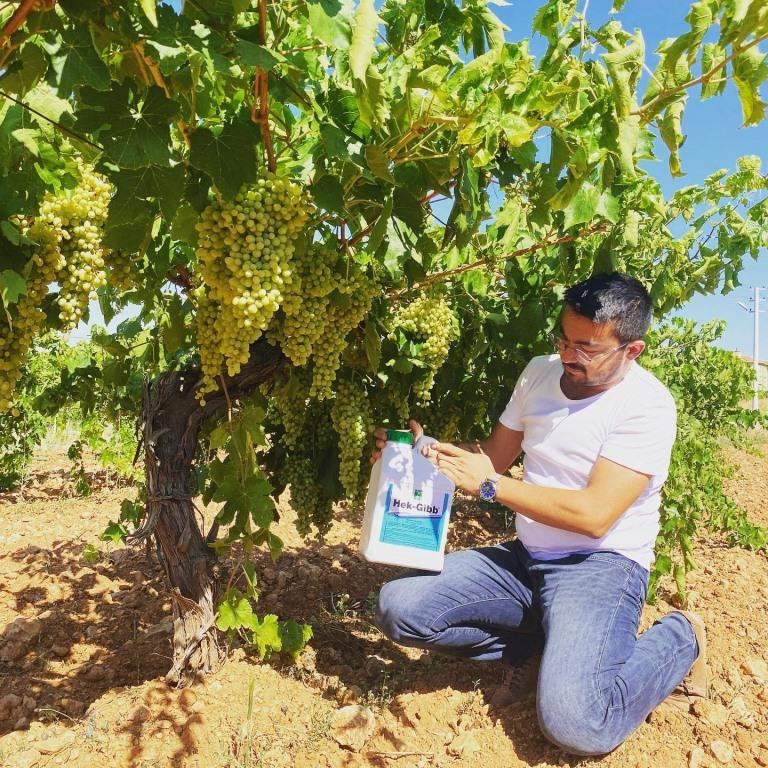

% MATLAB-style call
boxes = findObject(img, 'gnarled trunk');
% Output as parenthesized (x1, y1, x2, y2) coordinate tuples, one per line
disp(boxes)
(131, 340, 284, 685)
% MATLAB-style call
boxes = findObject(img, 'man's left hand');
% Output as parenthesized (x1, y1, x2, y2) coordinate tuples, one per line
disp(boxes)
(428, 442, 497, 494)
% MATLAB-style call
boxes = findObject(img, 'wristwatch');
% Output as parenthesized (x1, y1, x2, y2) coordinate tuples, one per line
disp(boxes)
(478, 472, 503, 502)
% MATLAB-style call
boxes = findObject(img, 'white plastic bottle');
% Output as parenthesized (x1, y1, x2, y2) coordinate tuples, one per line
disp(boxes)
(359, 429, 455, 571)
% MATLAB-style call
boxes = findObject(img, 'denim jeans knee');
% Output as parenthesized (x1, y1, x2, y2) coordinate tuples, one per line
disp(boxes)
(537, 694, 623, 756)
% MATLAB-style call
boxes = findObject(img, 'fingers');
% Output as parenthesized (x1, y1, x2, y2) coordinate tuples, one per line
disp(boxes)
(432, 442, 464, 457)
(408, 419, 424, 441)
(370, 450, 381, 465)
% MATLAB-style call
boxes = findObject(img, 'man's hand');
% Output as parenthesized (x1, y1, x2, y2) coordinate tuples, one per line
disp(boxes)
(370, 419, 424, 464)
(429, 442, 496, 494)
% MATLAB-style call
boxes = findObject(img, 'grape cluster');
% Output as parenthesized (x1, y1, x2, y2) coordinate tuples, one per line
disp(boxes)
(272, 374, 309, 449)
(392, 292, 459, 404)
(428, 405, 462, 443)
(277, 401, 336, 537)
(282, 453, 333, 537)
(103, 251, 139, 292)
(330, 380, 372, 501)
(0, 163, 112, 412)
(309, 268, 378, 399)
(34, 161, 111, 328)
(271, 247, 337, 366)
(195, 174, 311, 396)
(0, 228, 60, 412)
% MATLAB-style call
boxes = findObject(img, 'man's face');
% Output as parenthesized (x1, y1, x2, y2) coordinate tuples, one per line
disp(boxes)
(557, 308, 644, 388)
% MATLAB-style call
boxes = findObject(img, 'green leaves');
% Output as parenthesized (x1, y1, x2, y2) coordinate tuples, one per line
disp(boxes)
(189, 116, 261, 199)
(603, 29, 645, 118)
(215, 588, 313, 660)
(75, 85, 180, 169)
(47, 26, 111, 94)
(308, 0, 353, 48)
(105, 164, 185, 251)
(732, 46, 768, 125)
(0, 270, 26, 309)
(0, 44, 47, 96)
(349, 0, 380, 81)
(216, 588, 256, 631)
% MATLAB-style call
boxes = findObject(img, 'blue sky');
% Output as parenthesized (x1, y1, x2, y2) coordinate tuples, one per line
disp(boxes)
(77, 0, 767, 359)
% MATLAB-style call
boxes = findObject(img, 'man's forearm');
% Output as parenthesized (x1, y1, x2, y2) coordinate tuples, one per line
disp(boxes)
(493, 476, 606, 538)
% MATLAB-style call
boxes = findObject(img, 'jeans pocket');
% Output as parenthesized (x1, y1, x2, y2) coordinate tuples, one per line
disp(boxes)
(584, 551, 636, 575)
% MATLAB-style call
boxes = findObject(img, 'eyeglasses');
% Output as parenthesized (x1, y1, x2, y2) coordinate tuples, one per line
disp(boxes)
(548, 332, 628, 366)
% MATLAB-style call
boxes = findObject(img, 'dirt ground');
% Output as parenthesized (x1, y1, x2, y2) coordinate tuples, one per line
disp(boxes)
(0, 435, 766, 768)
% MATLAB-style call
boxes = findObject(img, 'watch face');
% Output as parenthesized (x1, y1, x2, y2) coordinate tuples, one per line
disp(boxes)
(479, 479, 496, 501)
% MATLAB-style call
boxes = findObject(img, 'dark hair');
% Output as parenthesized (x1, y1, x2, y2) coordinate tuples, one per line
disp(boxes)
(563, 272, 652, 343)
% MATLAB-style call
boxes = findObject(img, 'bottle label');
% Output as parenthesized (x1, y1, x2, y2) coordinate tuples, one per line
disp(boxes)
(378, 483, 451, 551)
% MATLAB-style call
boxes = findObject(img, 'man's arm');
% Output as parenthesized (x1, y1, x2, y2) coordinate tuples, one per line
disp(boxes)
(430, 445, 650, 538)
(458, 422, 523, 475)
(371, 420, 523, 470)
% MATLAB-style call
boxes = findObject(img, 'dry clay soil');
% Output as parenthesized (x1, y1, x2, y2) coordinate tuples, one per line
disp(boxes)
(0, 437, 767, 768)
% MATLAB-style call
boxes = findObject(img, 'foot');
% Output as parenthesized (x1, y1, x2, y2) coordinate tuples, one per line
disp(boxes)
(662, 610, 709, 711)
(489, 655, 540, 707)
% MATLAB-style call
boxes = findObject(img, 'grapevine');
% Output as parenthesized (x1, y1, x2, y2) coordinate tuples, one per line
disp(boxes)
(391, 292, 459, 405)
(330, 379, 372, 501)
(271, 246, 337, 366)
(35, 161, 111, 329)
(0, 228, 61, 412)
(309, 267, 379, 399)
(194, 175, 311, 396)
(103, 251, 139, 292)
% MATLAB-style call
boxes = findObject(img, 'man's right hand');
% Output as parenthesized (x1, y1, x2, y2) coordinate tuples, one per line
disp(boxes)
(370, 419, 424, 464)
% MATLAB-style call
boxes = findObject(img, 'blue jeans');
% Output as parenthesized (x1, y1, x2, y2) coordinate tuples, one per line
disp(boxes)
(375, 540, 697, 756)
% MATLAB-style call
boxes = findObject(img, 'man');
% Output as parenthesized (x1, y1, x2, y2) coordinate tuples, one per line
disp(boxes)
(372, 272, 707, 756)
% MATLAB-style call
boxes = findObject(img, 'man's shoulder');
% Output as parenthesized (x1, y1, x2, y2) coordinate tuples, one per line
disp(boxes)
(517, 354, 560, 387)
(627, 362, 676, 411)
(525, 354, 561, 373)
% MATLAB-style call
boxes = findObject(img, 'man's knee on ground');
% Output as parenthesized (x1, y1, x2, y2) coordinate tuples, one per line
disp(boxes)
(536, 692, 624, 756)
(375, 579, 432, 645)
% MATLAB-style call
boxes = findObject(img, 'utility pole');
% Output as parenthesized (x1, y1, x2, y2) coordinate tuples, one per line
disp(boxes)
(738, 286, 763, 410)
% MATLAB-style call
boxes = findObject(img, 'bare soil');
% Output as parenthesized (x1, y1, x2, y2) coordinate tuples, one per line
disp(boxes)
(0, 436, 766, 768)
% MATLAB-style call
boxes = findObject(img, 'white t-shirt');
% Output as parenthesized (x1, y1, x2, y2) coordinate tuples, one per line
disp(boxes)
(498, 354, 677, 570)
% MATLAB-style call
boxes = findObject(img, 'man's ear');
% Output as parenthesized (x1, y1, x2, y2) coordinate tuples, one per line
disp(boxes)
(626, 340, 646, 361)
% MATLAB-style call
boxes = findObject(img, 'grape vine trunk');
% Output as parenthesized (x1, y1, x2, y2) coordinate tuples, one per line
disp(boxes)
(138, 340, 284, 682)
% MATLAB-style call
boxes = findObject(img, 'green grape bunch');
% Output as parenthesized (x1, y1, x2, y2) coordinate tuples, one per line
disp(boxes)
(270, 246, 338, 366)
(0, 161, 111, 413)
(272, 374, 309, 449)
(391, 292, 460, 405)
(331, 379, 372, 502)
(309, 267, 379, 400)
(34, 161, 111, 328)
(195, 174, 312, 397)
(103, 251, 139, 292)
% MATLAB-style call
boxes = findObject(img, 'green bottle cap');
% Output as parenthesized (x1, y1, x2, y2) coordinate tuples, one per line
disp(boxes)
(386, 429, 414, 445)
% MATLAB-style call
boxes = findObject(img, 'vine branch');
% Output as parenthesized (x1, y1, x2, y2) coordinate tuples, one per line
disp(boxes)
(0, 0, 38, 48)
(635, 32, 768, 119)
(391, 222, 610, 298)
(0, 89, 104, 151)
(251, 0, 276, 172)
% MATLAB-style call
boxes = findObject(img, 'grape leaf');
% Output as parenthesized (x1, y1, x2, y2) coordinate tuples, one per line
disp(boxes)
(250, 614, 282, 658)
(75, 85, 180, 169)
(47, 27, 111, 94)
(189, 117, 260, 199)
(279, 620, 313, 660)
(308, 0, 353, 49)
(0, 43, 48, 96)
(349, 0, 379, 81)
(0, 270, 26, 307)
(216, 589, 255, 631)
